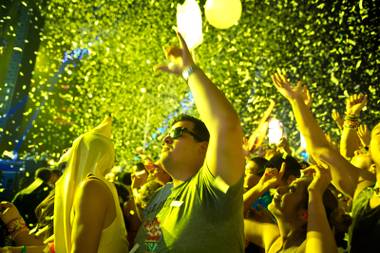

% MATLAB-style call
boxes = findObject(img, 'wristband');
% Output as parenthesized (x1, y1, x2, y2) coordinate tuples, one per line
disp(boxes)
(343, 118, 359, 129)
(182, 65, 198, 81)
(344, 114, 359, 121)
(21, 245, 27, 253)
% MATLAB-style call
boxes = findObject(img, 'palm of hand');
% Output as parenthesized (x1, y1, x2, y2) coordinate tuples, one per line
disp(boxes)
(346, 94, 367, 115)
(357, 125, 371, 146)
(272, 73, 304, 101)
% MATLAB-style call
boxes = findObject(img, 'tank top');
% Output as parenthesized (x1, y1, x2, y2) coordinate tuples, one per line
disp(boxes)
(91, 177, 130, 253)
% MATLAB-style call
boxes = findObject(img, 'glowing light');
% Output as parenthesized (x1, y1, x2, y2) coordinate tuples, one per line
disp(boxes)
(268, 118, 283, 145)
(300, 132, 307, 149)
(177, 0, 203, 49)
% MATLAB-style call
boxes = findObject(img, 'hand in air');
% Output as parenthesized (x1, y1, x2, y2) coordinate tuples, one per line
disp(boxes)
(154, 32, 195, 75)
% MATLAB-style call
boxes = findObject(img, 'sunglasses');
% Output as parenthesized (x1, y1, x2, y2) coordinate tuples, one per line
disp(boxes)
(168, 127, 202, 141)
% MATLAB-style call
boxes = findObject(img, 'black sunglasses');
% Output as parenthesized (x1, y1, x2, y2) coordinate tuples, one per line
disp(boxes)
(168, 127, 202, 141)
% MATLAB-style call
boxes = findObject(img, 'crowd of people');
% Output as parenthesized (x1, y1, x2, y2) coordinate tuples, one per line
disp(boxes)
(0, 32, 379, 253)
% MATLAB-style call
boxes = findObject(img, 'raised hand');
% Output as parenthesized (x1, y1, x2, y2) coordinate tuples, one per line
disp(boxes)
(331, 109, 344, 129)
(154, 32, 195, 75)
(357, 124, 371, 147)
(271, 72, 311, 107)
(303, 163, 332, 194)
(271, 72, 301, 100)
(299, 81, 312, 108)
(345, 94, 367, 116)
(256, 162, 285, 192)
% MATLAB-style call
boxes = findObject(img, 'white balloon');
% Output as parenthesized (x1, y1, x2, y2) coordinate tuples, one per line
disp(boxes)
(205, 0, 242, 29)
(177, 0, 203, 49)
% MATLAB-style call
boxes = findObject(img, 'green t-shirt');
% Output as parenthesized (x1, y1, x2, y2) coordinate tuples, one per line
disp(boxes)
(134, 165, 244, 253)
(348, 185, 380, 252)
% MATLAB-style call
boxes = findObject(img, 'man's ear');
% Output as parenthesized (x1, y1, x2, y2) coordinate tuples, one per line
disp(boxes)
(198, 141, 208, 154)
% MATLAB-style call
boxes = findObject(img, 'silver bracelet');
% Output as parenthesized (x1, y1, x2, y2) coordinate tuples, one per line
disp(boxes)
(182, 65, 198, 81)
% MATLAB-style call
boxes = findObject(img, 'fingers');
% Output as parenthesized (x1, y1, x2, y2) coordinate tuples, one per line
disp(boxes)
(164, 46, 182, 60)
(154, 64, 171, 73)
(358, 124, 368, 135)
(332, 109, 340, 119)
(278, 162, 286, 178)
(304, 86, 311, 100)
(176, 32, 190, 52)
(302, 166, 316, 176)
(264, 167, 277, 177)
(296, 80, 303, 90)
(271, 73, 286, 89)
(347, 93, 367, 106)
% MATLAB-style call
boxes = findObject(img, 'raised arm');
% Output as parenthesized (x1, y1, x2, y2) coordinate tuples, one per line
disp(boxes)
(339, 94, 366, 159)
(156, 32, 244, 185)
(243, 163, 285, 214)
(271, 72, 374, 197)
(304, 165, 338, 253)
(245, 100, 275, 154)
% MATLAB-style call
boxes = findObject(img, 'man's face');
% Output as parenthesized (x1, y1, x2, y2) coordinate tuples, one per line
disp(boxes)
(160, 120, 205, 172)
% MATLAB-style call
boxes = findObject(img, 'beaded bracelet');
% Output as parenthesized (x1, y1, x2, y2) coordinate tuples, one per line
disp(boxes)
(343, 118, 360, 129)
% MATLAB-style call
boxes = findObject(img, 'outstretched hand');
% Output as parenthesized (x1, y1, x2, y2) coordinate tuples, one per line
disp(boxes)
(154, 32, 195, 75)
(271, 72, 311, 107)
(345, 94, 367, 116)
(331, 109, 344, 129)
(357, 124, 371, 147)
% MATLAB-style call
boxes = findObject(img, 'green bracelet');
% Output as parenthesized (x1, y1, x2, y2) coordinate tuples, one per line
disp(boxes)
(21, 245, 27, 253)
(344, 114, 359, 120)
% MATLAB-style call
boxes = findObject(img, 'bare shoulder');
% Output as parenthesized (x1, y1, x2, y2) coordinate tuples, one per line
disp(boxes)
(76, 177, 113, 206)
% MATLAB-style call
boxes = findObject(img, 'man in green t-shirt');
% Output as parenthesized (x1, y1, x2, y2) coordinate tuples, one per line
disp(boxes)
(133, 33, 245, 253)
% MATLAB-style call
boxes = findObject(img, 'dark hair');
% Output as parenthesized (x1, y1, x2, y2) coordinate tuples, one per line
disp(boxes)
(266, 154, 301, 181)
(50, 168, 63, 177)
(135, 162, 146, 171)
(171, 114, 210, 142)
(117, 171, 132, 186)
(35, 168, 52, 182)
(113, 181, 130, 205)
(250, 157, 268, 176)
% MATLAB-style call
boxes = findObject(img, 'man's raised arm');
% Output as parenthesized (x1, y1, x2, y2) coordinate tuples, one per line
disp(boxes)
(156, 32, 244, 185)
